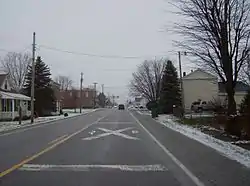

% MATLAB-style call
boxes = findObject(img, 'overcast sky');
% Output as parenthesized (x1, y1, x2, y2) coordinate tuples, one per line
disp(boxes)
(0, 0, 195, 103)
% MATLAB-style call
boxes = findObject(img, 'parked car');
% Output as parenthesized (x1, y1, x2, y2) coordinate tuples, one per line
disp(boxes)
(191, 100, 213, 112)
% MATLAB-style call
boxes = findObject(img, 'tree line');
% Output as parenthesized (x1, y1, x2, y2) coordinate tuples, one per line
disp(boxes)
(0, 52, 74, 116)
(130, 59, 182, 114)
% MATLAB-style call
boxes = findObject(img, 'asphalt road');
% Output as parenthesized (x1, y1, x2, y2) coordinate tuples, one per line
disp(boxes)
(0, 109, 250, 186)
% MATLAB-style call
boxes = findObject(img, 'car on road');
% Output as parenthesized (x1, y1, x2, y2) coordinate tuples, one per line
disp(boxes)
(118, 104, 125, 110)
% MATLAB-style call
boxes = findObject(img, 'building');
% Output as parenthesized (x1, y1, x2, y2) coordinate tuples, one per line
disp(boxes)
(0, 73, 31, 120)
(182, 69, 249, 111)
(134, 96, 147, 107)
(60, 88, 96, 109)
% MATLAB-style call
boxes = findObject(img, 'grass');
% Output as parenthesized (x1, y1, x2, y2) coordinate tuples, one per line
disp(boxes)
(179, 117, 215, 126)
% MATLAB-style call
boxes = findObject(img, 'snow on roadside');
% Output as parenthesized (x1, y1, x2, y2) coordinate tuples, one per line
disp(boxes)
(0, 109, 95, 133)
(157, 115, 250, 168)
(136, 110, 151, 116)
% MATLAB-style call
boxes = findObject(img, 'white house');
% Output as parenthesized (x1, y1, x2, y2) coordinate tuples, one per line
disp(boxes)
(182, 69, 249, 111)
(0, 73, 31, 120)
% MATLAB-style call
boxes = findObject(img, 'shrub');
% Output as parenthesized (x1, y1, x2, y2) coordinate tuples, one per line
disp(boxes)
(64, 113, 68, 117)
(239, 90, 250, 137)
(146, 101, 157, 111)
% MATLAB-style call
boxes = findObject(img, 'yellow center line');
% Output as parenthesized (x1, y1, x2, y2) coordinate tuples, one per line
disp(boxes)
(48, 134, 68, 145)
(0, 115, 107, 178)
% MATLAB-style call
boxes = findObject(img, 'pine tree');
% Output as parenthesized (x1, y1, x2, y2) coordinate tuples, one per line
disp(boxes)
(97, 93, 106, 108)
(24, 56, 56, 116)
(159, 60, 181, 114)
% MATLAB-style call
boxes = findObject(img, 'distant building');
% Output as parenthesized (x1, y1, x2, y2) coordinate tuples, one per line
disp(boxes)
(60, 88, 96, 109)
(134, 96, 147, 107)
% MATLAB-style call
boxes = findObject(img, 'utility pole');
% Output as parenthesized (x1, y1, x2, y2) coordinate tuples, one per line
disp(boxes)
(178, 51, 185, 114)
(112, 95, 115, 106)
(31, 32, 36, 123)
(80, 72, 83, 113)
(93, 82, 97, 108)
(101, 84, 104, 94)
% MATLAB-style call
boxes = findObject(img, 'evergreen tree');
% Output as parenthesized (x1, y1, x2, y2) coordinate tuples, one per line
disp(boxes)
(97, 93, 106, 108)
(159, 60, 181, 114)
(24, 56, 56, 116)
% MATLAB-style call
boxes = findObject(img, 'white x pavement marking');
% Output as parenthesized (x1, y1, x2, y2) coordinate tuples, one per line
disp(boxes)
(82, 127, 139, 141)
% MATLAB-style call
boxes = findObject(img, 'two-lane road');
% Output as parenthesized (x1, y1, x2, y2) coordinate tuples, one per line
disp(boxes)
(0, 109, 250, 186)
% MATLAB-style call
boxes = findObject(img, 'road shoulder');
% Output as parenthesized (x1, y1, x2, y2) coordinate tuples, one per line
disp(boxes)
(131, 111, 250, 186)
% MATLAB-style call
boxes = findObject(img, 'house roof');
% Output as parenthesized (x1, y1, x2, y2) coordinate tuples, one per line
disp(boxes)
(218, 81, 250, 93)
(183, 68, 217, 80)
(0, 91, 31, 101)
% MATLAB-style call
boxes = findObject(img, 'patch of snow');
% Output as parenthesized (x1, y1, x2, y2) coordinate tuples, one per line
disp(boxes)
(231, 141, 250, 145)
(136, 110, 151, 116)
(199, 126, 222, 132)
(0, 110, 95, 133)
(157, 115, 250, 168)
(185, 113, 214, 119)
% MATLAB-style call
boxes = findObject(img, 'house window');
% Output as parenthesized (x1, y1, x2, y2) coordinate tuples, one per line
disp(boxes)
(85, 91, 88, 98)
(1, 99, 12, 112)
(9, 99, 12, 111)
(69, 92, 73, 97)
(1, 99, 6, 111)
(4, 81, 8, 89)
(28, 101, 31, 111)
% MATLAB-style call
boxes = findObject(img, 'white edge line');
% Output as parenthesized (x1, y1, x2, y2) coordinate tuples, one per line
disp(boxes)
(129, 112, 205, 186)
(0, 110, 98, 137)
(19, 164, 167, 172)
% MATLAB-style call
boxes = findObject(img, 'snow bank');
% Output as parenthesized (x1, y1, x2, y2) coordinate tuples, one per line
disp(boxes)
(157, 115, 250, 168)
(0, 109, 95, 133)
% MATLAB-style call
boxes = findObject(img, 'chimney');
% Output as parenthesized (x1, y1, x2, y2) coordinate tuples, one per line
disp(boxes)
(183, 72, 186, 77)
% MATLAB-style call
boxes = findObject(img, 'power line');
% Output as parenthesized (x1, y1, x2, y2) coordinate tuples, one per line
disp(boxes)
(0, 45, 32, 54)
(38, 44, 173, 59)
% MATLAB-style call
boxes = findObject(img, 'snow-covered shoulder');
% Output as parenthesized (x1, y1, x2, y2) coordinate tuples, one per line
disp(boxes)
(157, 115, 250, 168)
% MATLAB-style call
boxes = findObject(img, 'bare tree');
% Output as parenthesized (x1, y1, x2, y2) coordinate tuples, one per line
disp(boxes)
(129, 59, 166, 102)
(174, 0, 250, 115)
(54, 75, 73, 90)
(1, 52, 31, 92)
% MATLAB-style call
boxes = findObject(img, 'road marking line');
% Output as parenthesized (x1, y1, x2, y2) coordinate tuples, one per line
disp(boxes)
(48, 134, 68, 145)
(0, 115, 108, 178)
(82, 127, 139, 141)
(97, 122, 134, 124)
(129, 112, 205, 186)
(19, 164, 167, 172)
(0, 110, 98, 137)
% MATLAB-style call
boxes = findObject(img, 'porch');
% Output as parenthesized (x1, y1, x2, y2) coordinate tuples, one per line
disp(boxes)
(0, 91, 31, 120)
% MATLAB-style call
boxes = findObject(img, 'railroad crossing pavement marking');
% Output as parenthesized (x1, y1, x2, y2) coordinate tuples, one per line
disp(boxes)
(18, 164, 167, 172)
(82, 127, 140, 141)
(0, 114, 110, 178)
(96, 121, 134, 124)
